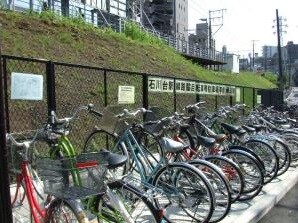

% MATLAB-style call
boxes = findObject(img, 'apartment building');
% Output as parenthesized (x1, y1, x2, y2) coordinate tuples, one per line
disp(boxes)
(142, 0, 188, 40)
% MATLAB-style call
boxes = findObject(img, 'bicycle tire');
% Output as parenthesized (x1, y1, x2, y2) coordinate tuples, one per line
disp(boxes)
(46, 198, 95, 223)
(83, 129, 129, 177)
(244, 139, 279, 184)
(169, 153, 232, 222)
(204, 155, 244, 203)
(272, 138, 291, 176)
(222, 149, 264, 201)
(280, 133, 298, 166)
(94, 180, 161, 223)
(152, 162, 215, 223)
(188, 159, 232, 223)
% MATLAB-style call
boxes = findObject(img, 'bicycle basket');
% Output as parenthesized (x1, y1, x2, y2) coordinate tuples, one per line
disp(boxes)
(97, 106, 138, 135)
(36, 152, 108, 199)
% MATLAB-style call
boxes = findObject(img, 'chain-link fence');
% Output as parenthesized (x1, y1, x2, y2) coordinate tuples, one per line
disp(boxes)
(2, 55, 260, 150)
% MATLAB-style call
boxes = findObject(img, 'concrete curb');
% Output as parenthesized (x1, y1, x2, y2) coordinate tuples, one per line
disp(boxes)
(221, 167, 298, 223)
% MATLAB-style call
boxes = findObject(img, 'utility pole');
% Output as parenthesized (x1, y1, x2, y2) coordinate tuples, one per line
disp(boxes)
(252, 40, 258, 72)
(273, 9, 287, 90)
(208, 9, 226, 60)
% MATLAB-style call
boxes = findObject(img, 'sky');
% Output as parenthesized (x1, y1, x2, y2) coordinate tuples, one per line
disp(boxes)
(188, 0, 298, 58)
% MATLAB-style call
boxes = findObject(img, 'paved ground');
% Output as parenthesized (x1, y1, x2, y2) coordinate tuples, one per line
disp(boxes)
(258, 182, 298, 223)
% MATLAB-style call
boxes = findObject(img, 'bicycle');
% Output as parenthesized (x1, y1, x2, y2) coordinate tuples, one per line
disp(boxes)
(7, 130, 102, 223)
(84, 106, 216, 223)
(46, 105, 165, 223)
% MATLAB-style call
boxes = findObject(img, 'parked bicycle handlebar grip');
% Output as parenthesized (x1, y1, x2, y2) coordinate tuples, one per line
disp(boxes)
(87, 104, 103, 118)
(50, 104, 101, 125)
(119, 108, 152, 118)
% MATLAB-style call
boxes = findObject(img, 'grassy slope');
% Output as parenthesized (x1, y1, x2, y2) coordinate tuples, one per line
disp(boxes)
(0, 10, 276, 89)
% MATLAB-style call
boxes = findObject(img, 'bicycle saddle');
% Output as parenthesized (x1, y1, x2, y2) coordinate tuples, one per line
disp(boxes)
(196, 135, 216, 148)
(100, 149, 128, 169)
(249, 124, 266, 132)
(159, 137, 187, 153)
(242, 125, 256, 133)
(221, 123, 246, 136)
(207, 133, 227, 143)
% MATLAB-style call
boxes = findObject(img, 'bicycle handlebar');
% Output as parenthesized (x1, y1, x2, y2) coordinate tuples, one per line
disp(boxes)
(50, 104, 103, 125)
(184, 101, 206, 110)
(118, 108, 151, 118)
(6, 129, 44, 148)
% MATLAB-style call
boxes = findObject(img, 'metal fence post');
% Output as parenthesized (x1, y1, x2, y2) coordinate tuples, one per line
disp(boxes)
(142, 74, 148, 109)
(215, 95, 218, 109)
(230, 95, 233, 106)
(0, 57, 13, 223)
(242, 87, 245, 115)
(253, 88, 256, 109)
(174, 78, 177, 112)
(46, 61, 56, 117)
(2, 58, 10, 132)
(104, 70, 108, 107)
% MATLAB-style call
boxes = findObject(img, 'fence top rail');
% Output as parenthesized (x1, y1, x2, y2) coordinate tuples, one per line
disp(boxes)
(1, 54, 271, 90)
(2, 54, 49, 64)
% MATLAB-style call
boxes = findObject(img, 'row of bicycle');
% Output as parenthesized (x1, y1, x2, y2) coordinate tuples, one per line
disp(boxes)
(7, 102, 298, 222)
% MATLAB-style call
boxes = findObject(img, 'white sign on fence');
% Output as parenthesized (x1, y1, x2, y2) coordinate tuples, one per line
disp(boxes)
(236, 88, 241, 102)
(11, 72, 43, 100)
(257, 95, 262, 104)
(118, 86, 135, 104)
(148, 77, 236, 96)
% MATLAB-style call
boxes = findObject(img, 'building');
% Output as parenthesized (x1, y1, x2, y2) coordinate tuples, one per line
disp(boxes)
(239, 58, 249, 71)
(223, 54, 240, 74)
(189, 22, 208, 48)
(142, 0, 188, 40)
(263, 45, 278, 58)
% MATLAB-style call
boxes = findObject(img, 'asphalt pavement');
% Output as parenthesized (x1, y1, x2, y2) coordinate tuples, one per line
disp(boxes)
(258, 181, 298, 223)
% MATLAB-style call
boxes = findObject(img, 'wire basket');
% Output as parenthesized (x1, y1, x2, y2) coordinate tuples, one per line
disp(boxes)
(36, 152, 108, 199)
(98, 106, 140, 135)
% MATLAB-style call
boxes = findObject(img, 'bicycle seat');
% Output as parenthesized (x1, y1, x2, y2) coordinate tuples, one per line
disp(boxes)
(100, 149, 128, 169)
(242, 125, 256, 133)
(208, 133, 227, 143)
(249, 124, 266, 132)
(221, 123, 240, 134)
(197, 135, 216, 148)
(159, 137, 187, 153)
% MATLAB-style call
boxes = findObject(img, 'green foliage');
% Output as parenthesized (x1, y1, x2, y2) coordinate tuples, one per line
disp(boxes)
(123, 21, 165, 47)
(0, 10, 277, 89)
(263, 73, 278, 85)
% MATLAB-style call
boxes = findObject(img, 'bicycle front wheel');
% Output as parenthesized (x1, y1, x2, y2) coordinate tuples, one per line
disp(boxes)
(152, 162, 215, 223)
(94, 180, 160, 223)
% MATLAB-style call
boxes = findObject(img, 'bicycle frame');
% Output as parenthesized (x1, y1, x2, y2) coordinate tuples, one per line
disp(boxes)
(12, 160, 46, 223)
(115, 128, 166, 184)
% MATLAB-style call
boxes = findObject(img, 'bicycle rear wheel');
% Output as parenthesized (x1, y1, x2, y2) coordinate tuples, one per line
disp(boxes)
(222, 149, 264, 201)
(152, 162, 215, 223)
(188, 159, 232, 223)
(204, 155, 244, 203)
(244, 139, 279, 184)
